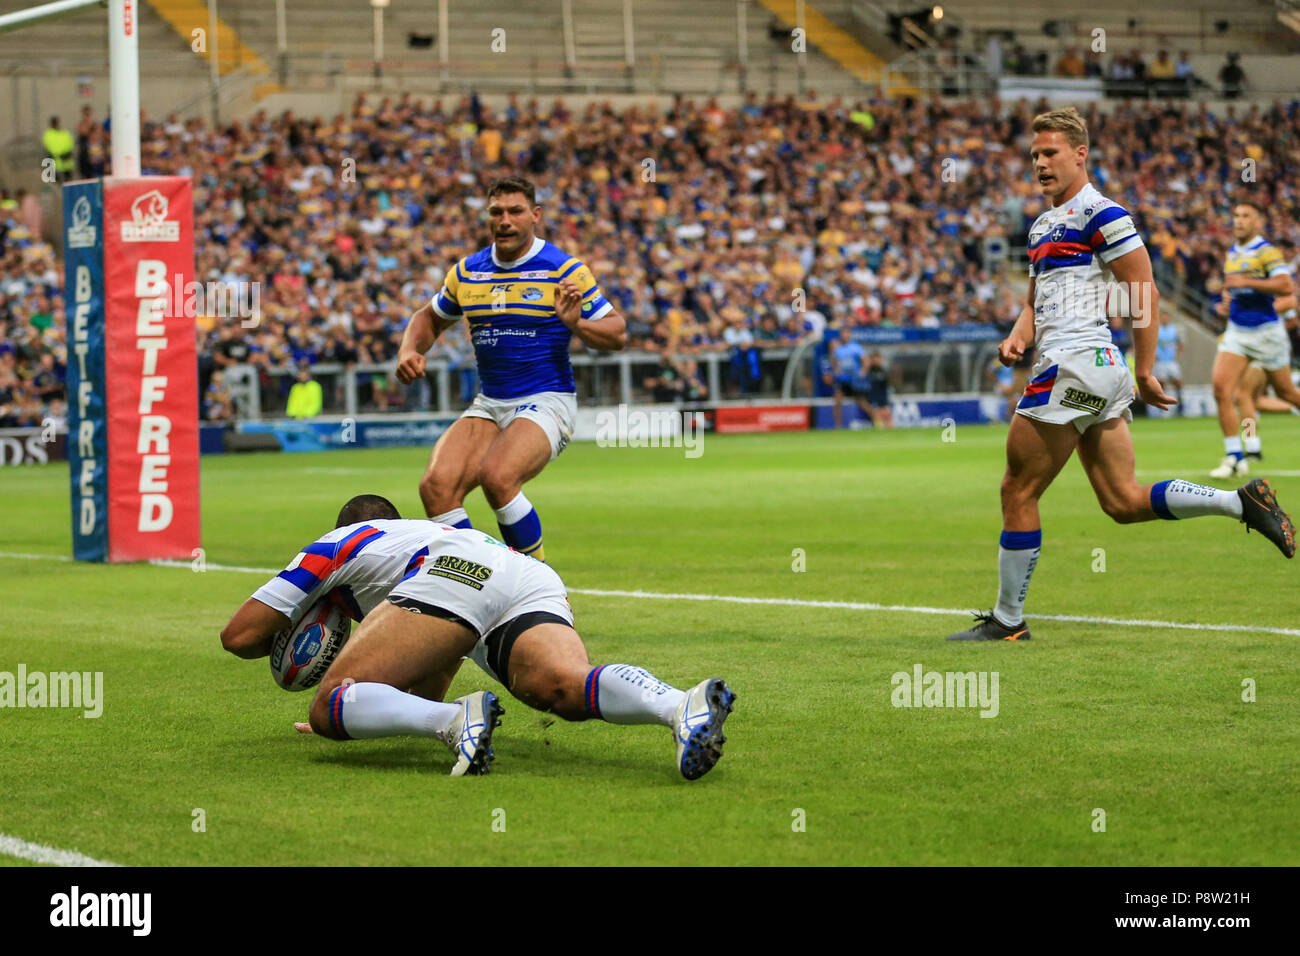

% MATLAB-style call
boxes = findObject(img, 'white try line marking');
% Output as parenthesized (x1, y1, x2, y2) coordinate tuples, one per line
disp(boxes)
(0, 833, 121, 867)
(1136, 470, 1300, 478)
(1, 551, 1295, 638)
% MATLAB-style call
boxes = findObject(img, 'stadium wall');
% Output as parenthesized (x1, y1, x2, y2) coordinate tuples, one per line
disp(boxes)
(8, 46, 1297, 161)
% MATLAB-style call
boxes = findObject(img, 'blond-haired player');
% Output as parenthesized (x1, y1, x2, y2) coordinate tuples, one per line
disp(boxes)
(947, 109, 1295, 642)
(1209, 203, 1300, 479)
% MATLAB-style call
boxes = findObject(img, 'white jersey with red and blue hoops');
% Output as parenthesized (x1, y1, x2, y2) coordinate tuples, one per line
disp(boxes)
(251, 519, 465, 624)
(1026, 182, 1144, 354)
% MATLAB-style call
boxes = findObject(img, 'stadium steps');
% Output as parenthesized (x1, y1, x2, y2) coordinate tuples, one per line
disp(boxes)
(115, 0, 897, 95)
(0, 0, 191, 75)
(571, 0, 629, 62)
(144, 0, 272, 78)
(754, 0, 914, 92)
(1279, 0, 1300, 38)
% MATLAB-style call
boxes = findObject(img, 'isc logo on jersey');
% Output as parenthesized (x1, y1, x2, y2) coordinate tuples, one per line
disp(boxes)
(269, 597, 352, 691)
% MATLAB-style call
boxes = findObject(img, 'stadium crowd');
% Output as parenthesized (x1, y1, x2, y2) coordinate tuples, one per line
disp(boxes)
(2, 90, 1298, 424)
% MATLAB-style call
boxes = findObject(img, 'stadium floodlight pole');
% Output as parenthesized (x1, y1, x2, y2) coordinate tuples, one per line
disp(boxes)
(437, 0, 449, 83)
(736, 0, 748, 92)
(561, 0, 576, 74)
(208, 0, 220, 129)
(109, 0, 140, 177)
(622, 0, 633, 68)
(371, 0, 388, 83)
(795, 0, 806, 95)
(275, 0, 287, 86)
(622, 0, 634, 91)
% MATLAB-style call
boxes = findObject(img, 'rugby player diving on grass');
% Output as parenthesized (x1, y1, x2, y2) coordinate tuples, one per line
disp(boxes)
(220, 494, 734, 779)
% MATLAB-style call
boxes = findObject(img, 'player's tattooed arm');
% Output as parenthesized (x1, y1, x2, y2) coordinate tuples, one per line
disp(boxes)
(999, 279, 1036, 366)
(555, 277, 628, 351)
(221, 598, 291, 660)
(1223, 272, 1293, 296)
(396, 303, 456, 384)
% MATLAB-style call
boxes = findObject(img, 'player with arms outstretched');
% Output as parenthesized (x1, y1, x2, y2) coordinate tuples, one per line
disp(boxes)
(1209, 201, 1299, 477)
(394, 177, 627, 561)
(946, 109, 1295, 643)
(220, 495, 735, 779)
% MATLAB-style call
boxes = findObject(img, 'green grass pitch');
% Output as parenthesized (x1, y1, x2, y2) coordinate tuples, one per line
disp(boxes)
(1, 417, 1297, 866)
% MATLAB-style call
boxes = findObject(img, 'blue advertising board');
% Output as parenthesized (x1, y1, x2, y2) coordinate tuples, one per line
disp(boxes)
(63, 181, 108, 562)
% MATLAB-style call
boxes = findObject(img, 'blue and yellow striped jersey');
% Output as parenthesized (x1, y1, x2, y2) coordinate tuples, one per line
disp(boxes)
(1225, 236, 1291, 328)
(430, 237, 613, 399)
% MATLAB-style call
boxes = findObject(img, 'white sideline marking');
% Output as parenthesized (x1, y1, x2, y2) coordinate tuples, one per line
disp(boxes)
(0, 833, 121, 867)
(0, 550, 1294, 638)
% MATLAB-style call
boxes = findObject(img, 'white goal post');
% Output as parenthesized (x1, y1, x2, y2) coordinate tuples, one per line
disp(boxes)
(0, 0, 139, 177)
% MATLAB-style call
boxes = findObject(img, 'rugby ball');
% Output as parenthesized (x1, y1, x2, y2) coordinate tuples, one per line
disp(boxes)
(269, 598, 352, 692)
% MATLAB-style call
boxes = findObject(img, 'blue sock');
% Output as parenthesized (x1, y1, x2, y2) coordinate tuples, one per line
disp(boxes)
(432, 507, 473, 530)
(494, 492, 544, 560)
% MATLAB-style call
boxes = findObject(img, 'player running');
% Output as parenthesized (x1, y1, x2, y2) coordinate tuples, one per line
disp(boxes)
(1210, 205, 1299, 478)
(394, 176, 627, 561)
(946, 109, 1295, 643)
(220, 495, 734, 779)
(1152, 318, 1183, 413)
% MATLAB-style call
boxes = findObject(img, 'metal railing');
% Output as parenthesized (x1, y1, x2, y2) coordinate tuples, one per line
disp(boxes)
(214, 336, 1011, 424)
(220, 349, 802, 421)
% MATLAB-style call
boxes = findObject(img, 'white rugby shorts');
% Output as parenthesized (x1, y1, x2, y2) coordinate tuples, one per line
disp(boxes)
(1219, 321, 1291, 372)
(1153, 360, 1182, 383)
(385, 529, 573, 683)
(1015, 346, 1134, 433)
(461, 391, 577, 460)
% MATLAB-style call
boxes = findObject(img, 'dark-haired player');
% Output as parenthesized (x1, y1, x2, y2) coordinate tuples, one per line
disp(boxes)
(1209, 201, 1299, 478)
(395, 177, 627, 561)
(946, 109, 1295, 643)
(220, 495, 735, 780)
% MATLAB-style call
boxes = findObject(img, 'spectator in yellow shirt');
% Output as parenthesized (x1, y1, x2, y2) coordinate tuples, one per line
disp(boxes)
(1054, 49, 1086, 79)
(286, 363, 323, 419)
(42, 117, 75, 181)
(478, 123, 503, 164)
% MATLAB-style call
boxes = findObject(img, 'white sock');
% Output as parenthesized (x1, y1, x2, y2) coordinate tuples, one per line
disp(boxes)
(1243, 434, 1262, 454)
(993, 529, 1040, 627)
(431, 507, 472, 529)
(1224, 436, 1244, 459)
(326, 681, 461, 740)
(492, 492, 533, 526)
(584, 664, 686, 726)
(1150, 479, 1243, 519)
